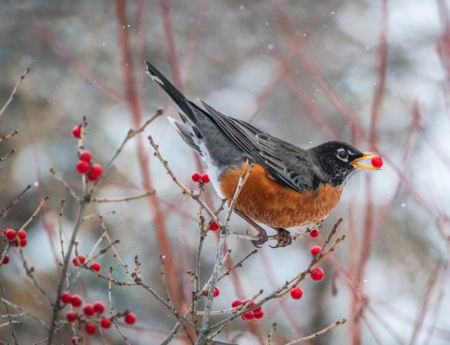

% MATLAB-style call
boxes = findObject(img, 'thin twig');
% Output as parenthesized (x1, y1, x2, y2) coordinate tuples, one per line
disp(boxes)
(0, 130, 18, 144)
(49, 169, 80, 202)
(0, 68, 30, 120)
(284, 319, 347, 344)
(59, 200, 65, 261)
(0, 184, 31, 218)
(267, 323, 277, 345)
(148, 135, 221, 224)
(0, 298, 49, 329)
(21, 196, 49, 230)
(218, 250, 258, 282)
(0, 149, 15, 162)
(47, 202, 88, 344)
(0, 277, 18, 345)
(92, 190, 155, 203)
(82, 210, 116, 221)
(88, 109, 163, 195)
(160, 255, 174, 308)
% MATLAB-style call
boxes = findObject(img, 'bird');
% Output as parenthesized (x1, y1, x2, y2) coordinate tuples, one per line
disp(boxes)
(145, 61, 382, 248)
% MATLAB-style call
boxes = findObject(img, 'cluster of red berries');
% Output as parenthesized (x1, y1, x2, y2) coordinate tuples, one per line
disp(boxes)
(72, 255, 101, 272)
(192, 172, 210, 184)
(231, 299, 264, 322)
(3, 228, 27, 249)
(75, 150, 102, 181)
(372, 156, 383, 168)
(307, 228, 325, 283)
(73, 126, 102, 181)
(1, 229, 28, 265)
(205, 286, 220, 298)
(62, 293, 136, 337)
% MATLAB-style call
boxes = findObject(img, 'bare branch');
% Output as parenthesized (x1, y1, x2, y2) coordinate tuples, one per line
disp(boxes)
(0, 130, 18, 144)
(0, 298, 49, 329)
(49, 169, 80, 202)
(21, 196, 49, 230)
(0, 184, 31, 218)
(267, 323, 277, 345)
(0, 68, 30, 120)
(92, 190, 155, 203)
(284, 319, 347, 345)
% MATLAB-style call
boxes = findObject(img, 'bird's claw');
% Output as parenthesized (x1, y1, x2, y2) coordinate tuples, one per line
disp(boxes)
(251, 229, 269, 248)
(269, 228, 292, 248)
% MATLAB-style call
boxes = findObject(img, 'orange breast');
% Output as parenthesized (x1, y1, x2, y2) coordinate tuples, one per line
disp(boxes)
(220, 163, 343, 228)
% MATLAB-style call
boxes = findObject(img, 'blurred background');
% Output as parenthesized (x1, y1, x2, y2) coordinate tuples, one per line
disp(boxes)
(1, 0, 449, 344)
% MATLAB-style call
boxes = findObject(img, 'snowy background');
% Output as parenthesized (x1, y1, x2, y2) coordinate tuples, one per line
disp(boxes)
(0, 0, 449, 344)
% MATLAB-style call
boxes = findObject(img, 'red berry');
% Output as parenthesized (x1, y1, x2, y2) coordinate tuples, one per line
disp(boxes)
(61, 292, 72, 304)
(17, 230, 26, 240)
(241, 311, 254, 322)
(2, 255, 9, 265)
(76, 160, 90, 174)
(91, 262, 101, 272)
(290, 287, 303, 300)
(83, 304, 95, 316)
(251, 304, 262, 314)
(210, 221, 219, 231)
(87, 172, 98, 181)
(90, 164, 103, 178)
(72, 256, 86, 267)
(101, 318, 111, 329)
(124, 312, 136, 325)
(206, 286, 220, 298)
(231, 300, 243, 308)
(18, 239, 27, 247)
(191, 172, 202, 182)
(85, 323, 96, 335)
(201, 173, 210, 184)
(79, 150, 92, 162)
(72, 126, 81, 139)
(310, 229, 319, 238)
(311, 246, 321, 256)
(254, 311, 264, 319)
(71, 295, 83, 307)
(6, 229, 16, 241)
(93, 301, 105, 314)
(66, 311, 77, 323)
(372, 156, 383, 168)
(311, 268, 325, 281)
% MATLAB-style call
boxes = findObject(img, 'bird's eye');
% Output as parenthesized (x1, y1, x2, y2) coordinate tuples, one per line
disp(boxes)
(336, 149, 348, 161)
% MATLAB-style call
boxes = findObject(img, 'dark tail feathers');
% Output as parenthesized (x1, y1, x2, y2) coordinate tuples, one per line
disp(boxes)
(144, 61, 197, 124)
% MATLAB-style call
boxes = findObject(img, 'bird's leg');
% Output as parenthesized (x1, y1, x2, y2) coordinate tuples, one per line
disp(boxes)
(269, 227, 292, 248)
(233, 209, 268, 248)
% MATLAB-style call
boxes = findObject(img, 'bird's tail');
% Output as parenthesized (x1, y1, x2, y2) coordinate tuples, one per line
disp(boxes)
(145, 61, 201, 153)
(144, 61, 197, 124)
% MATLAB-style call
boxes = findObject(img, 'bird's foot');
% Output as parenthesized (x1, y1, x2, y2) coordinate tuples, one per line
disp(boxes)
(269, 228, 292, 248)
(233, 209, 269, 248)
(251, 228, 269, 248)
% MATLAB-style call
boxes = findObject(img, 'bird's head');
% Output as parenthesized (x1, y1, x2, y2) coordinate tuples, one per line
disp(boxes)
(308, 141, 382, 187)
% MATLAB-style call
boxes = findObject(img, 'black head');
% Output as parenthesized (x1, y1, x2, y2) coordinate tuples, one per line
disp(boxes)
(308, 141, 380, 187)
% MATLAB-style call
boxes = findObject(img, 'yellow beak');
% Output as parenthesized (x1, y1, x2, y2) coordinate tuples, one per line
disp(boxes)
(350, 152, 382, 170)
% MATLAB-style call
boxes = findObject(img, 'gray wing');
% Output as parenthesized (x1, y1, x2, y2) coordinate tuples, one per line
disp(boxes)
(255, 133, 319, 192)
(200, 100, 319, 193)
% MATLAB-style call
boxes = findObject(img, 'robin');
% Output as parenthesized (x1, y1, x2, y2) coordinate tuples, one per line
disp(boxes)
(145, 61, 382, 248)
